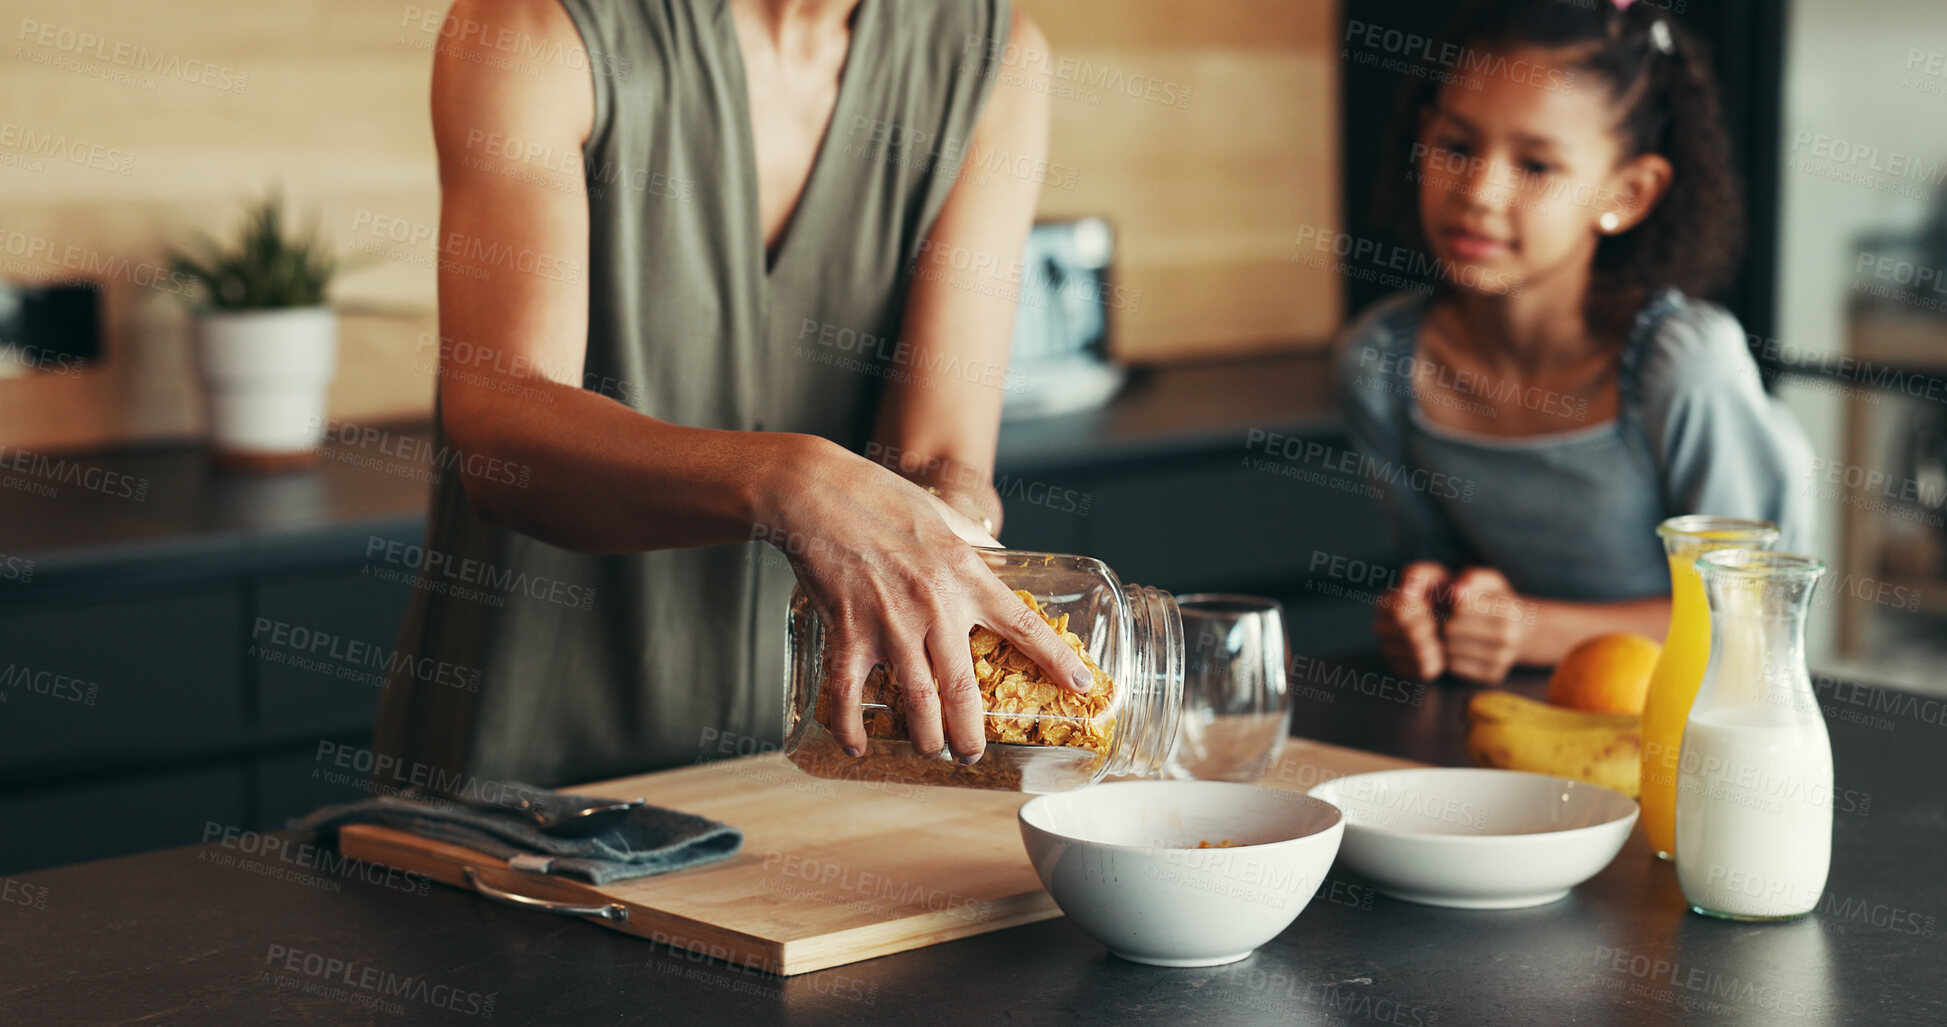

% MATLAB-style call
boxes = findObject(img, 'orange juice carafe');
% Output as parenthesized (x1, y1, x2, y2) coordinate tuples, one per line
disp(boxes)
(1638, 517, 1780, 861)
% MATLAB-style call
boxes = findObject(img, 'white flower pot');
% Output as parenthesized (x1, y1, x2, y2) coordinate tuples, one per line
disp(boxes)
(194, 306, 338, 468)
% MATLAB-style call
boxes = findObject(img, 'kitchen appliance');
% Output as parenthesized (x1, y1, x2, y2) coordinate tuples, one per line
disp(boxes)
(1002, 218, 1126, 418)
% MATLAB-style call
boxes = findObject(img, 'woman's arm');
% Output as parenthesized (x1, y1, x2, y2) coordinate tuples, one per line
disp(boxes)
(426, 0, 1090, 763)
(866, 9, 1054, 539)
(432, 0, 789, 554)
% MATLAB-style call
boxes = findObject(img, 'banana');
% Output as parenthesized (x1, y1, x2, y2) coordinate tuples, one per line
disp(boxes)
(1465, 691, 1642, 798)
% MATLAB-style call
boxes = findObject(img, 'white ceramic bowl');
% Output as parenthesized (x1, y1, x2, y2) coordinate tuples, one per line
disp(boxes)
(1017, 781, 1344, 966)
(1308, 768, 1637, 909)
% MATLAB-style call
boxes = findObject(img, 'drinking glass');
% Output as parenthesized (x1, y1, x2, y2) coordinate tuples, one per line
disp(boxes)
(1639, 516, 1780, 861)
(1163, 594, 1291, 782)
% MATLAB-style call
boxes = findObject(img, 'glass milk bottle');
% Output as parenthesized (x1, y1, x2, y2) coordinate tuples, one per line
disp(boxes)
(1675, 551, 1832, 920)
(1639, 517, 1780, 860)
(782, 549, 1184, 793)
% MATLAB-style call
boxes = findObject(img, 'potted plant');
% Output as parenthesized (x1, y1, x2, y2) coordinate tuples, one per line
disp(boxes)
(170, 194, 340, 470)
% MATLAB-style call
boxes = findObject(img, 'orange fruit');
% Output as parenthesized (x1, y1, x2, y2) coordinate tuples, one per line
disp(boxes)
(1546, 633, 1662, 714)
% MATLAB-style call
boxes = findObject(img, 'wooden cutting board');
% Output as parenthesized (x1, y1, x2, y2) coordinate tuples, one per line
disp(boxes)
(338, 740, 1419, 975)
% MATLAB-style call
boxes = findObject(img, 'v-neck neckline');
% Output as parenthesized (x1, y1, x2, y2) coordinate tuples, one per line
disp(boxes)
(1400, 293, 1637, 447)
(721, 0, 872, 280)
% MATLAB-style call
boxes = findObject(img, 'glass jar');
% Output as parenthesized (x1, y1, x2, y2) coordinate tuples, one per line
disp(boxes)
(1676, 550, 1832, 920)
(782, 549, 1183, 793)
(1638, 516, 1781, 861)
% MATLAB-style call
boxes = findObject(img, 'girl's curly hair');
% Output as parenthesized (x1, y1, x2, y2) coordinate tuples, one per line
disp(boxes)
(1380, 0, 1743, 330)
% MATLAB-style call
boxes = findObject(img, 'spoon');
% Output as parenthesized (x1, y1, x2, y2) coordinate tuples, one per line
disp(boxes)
(396, 786, 646, 831)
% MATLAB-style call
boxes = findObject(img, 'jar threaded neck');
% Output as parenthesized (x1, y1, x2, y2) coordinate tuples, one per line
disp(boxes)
(1104, 584, 1183, 778)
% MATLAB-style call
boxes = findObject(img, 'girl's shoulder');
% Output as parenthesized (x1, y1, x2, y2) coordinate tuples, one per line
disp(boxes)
(1625, 290, 1767, 407)
(1333, 291, 1432, 389)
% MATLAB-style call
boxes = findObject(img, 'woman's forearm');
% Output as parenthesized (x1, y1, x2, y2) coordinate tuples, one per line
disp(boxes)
(442, 378, 826, 556)
(1520, 596, 1673, 665)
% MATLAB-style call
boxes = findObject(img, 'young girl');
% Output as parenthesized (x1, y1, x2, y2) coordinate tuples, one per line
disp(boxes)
(1336, 0, 1814, 685)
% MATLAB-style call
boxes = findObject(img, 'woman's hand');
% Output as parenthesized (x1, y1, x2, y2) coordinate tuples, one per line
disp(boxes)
(1375, 561, 1452, 682)
(767, 438, 1090, 765)
(924, 491, 1002, 549)
(1441, 567, 1537, 685)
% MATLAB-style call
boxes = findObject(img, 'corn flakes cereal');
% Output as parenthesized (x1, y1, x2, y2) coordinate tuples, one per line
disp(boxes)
(805, 590, 1119, 789)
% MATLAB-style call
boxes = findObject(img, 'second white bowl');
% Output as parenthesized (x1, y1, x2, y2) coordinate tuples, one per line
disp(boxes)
(1018, 780, 1344, 966)
(1308, 768, 1637, 909)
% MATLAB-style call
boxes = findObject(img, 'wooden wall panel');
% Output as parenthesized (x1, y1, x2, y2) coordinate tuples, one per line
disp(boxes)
(1019, 0, 1343, 361)
(0, 0, 440, 452)
(0, 0, 1339, 451)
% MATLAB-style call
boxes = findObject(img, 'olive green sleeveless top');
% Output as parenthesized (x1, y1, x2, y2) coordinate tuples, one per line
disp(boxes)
(375, 0, 1009, 788)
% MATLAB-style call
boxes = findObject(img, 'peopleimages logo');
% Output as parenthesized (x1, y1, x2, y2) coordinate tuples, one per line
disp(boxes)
(348, 209, 584, 285)
(204, 823, 432, 898)
(0, 552, 34, 583)
(1344, 18, 1576, 94)
(0, 121, 135, 175)
(363, 536, 595, 612)
(399, 4, 633, 80)
(1293, 225, 1518, 296)
(0, 662, 100, 705)
(1290, 654, 1427, 707)
(1247, 429, 1476, 502)
(262, 944, 495, 1018)
(760, 851, 992, 923)
(14, 18, 250, 92)
(0, 228, 195, 296)
(1592, 945, 1811, 1017)
(310, 418, 532, 490)
(1354, 342, 1588, 421)
(0, 444, 151, 502)
(962, 35, 1193, 109)
(312, 741, 543, 809)
(1329, 775, 1489, 830)
(2, 877, 49, 910)
(250, 616, 483, 692)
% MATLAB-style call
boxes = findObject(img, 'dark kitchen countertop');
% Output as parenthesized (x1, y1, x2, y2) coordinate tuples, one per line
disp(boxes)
(4, 655, 1939, 1026)
(0, 350, 1342, 595)
(995, 349, 1340, 474)
(0, 434, 432, 598)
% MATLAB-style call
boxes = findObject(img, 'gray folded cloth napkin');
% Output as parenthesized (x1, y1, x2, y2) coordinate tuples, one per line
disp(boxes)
(292, 785, 742, 885)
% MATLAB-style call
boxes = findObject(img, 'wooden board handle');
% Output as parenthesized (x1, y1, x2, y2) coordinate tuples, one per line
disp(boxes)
(462, 867, 630, 922)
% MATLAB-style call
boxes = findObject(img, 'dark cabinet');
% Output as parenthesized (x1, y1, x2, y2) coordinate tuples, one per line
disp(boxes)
(1091, 461, 1389, 592)
(0, 766, 245, 874)
(254, 569, 415, 735)
(0, 526, 420, 874)
(0, 585, 246, 775)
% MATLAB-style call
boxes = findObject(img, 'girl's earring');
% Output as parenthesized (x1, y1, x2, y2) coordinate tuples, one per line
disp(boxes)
(1598, 211, 1622, 233)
